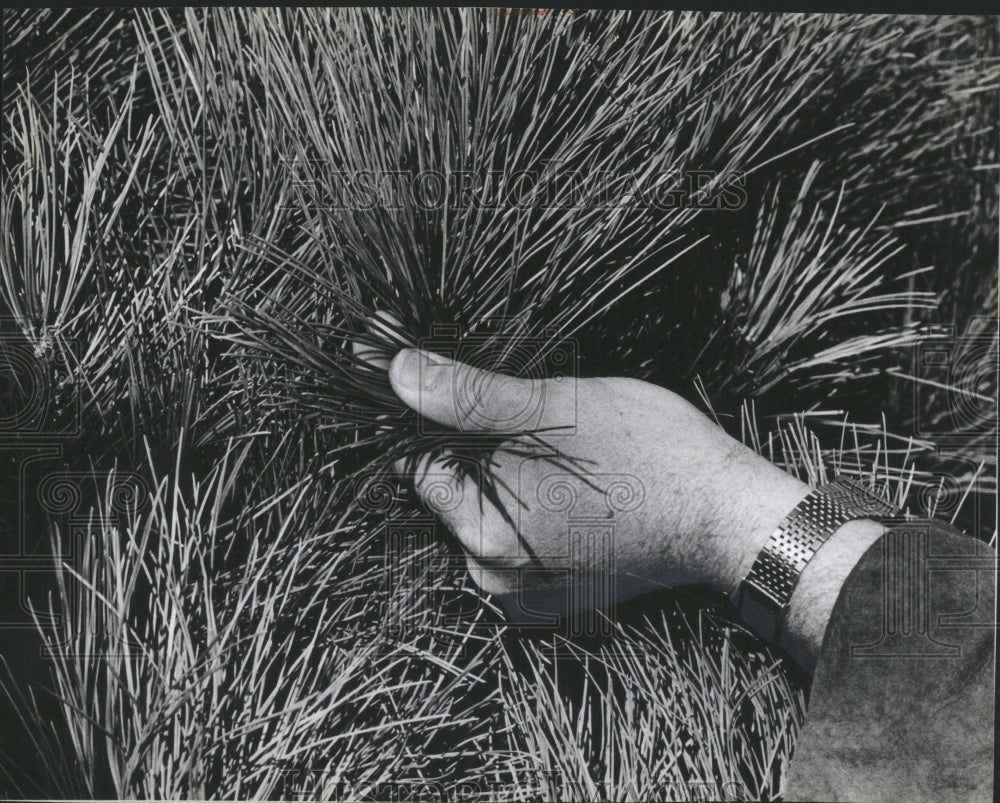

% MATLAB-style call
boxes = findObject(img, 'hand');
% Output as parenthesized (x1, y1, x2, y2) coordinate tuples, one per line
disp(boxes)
(357, 326, 811, 616)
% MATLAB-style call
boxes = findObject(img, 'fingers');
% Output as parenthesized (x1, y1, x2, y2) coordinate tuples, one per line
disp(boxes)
(399, 452, 521, 563)
(388, 347, 554, 432)
(352, 311, 404, 371)
(356, 313, 532, 586)
(356, 312, 570, 434)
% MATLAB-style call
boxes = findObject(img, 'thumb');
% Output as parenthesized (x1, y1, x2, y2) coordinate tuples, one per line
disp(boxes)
(388, 348, 543, 432)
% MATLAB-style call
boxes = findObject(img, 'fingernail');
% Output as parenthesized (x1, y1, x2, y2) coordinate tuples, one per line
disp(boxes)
(390, 348, 421, 391)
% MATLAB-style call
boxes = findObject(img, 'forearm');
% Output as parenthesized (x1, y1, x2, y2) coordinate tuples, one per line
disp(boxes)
(784, 519, 996, 802)
(723, 466, 995, 802)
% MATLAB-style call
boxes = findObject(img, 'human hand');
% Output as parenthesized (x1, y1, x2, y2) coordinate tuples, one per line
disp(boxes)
(356, 320, 811, 617)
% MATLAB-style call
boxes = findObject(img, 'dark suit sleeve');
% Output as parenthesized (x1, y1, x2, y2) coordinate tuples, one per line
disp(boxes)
(785, 519, 996, 802)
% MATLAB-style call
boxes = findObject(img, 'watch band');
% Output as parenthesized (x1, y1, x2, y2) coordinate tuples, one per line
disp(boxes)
(736, 476, 899, 644)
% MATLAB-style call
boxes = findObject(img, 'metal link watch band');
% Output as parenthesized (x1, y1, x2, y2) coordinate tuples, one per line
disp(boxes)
(736, 476, 899, 644)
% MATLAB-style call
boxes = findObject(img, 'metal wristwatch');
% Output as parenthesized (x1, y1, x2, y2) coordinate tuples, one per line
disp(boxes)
(735, 476, 899, 644)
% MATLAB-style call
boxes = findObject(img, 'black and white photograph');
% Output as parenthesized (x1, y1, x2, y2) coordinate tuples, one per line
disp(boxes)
(0, 7, 996, 801)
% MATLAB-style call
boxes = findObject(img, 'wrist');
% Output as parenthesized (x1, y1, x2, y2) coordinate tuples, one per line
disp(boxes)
(717, 446, 812, 597)
(779, 517, 886, 672)
(726, 470, 898, 673)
